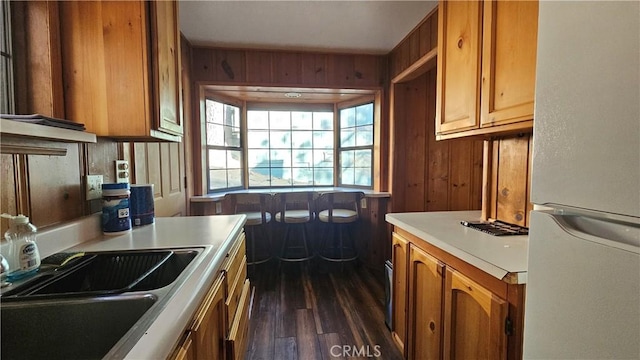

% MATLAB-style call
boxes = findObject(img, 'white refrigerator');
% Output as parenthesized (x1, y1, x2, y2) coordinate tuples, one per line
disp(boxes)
(524, 1, 640, 359)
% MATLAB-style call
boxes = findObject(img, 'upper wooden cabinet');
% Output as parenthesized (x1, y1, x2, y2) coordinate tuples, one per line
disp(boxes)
(59, 0, 182, 141)
(436, 0, 538, 140)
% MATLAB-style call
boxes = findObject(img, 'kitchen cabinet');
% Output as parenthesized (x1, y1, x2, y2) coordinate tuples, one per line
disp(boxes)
(59, 0, 182, 141)
(407, 244, 444, 360)
(443, 268, 508, 359)
(436, 0, 538, 140)
(391, 232, 409, 355)
(171, 232, 250, 360)
(392, 229, 522, 359)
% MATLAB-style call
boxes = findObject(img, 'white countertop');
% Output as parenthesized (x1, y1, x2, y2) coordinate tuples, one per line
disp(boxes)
(386, 211, 528, 283)
(14, 214, 246, 359)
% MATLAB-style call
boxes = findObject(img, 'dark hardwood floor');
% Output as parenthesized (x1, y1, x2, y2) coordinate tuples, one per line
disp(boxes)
(245, 260, 403, 360)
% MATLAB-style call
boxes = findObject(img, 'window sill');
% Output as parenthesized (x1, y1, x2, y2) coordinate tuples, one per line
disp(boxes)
(190, 187, 390, 203)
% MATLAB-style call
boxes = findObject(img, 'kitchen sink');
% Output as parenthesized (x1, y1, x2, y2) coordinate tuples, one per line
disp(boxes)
(1, 293, 157, 360)
(1, 248, 200, 299)
(0, 247, 205, 359)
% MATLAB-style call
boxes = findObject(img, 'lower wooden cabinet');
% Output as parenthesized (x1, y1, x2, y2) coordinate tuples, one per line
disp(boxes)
(171, 232, 251, 360)
(443, 268, 508, 360)
(392, 230, 524, 360)
(408, 245, 444, 360)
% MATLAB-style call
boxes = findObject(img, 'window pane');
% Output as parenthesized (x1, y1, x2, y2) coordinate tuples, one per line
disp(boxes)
(355, 168, 372, 186)
(314, 168, 333, 186)
(292, 168, 313, 186)
(340, 150, 355, 168)
(341, 167, 355, 186)
(313, 131, 333, 149)
(227, 169, 242, 188)
(270, 130, 291, 148)
(291, 130, 313, 148)
(340, 107, 356, 128)
(356, 103, 374, 126)
(208, 149, 227, 169)
(314, 112, 333, 130)
(340, 129, 355, 147)
(356, 125, 373, 146)
(249, 168, 271, 187)
(227, 150, 242, 169)
(270, 150, 290, 168)
(247, 130, 270, 148)
(224, 105, 240, 127)
(206, 100, 224, 124)
(248, 110, 269, 129)
(271, 168, 292, 186)
(209, 170, 228, 190)
(224, 125, 240, 147)
(206, 123, 222, 146)
(292, 149, 312, 167)
(292, 111, 313, 130)
(314, 150, 333, 167)
(354, 149, 372, 167)
(248, 149, 270, 168)
(270, 111, 290, 130)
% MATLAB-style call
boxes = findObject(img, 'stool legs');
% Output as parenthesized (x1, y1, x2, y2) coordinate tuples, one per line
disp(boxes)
(246, 224, 272, 266)
(278, 222, 314, 262)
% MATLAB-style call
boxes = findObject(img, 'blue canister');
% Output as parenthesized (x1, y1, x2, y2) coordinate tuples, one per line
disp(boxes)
(101, 183, 131, 235)
(130, 184, 155, 226)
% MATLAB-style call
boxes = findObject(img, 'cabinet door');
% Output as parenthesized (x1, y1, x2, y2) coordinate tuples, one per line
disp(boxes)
(480, 0, 538, 127)
(150, 0, 183, 136)
(171, 331, 196, 360)
(436, 0, 483, 135)
(408, 245, 444, 360)
(443, 268, 508, 360)
(391, 232, 409, 355)
(226, 279, 251, 360)
(192, 275, 226, 360)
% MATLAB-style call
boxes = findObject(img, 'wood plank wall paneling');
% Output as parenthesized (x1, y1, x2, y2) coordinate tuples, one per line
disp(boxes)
(391, 70, 483, 214)
(190, 47, 385, 88)
(485, 134, 533, 227)
(389, 8, 438, 80)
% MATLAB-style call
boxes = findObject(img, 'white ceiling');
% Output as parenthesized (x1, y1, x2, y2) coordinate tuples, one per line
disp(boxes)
(179, 1, 438, 54)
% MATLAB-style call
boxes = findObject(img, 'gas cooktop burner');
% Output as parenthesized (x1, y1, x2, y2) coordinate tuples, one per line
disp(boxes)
(460, 220, 529, 236)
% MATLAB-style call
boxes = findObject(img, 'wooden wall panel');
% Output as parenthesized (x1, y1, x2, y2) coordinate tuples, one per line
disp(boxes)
(191, 47, 385, 89)
(389, 8, 438, 79)
(487, 135, 532, 227)
(273, 52, 301, 84)
(245, 51, 273, 84)
(391, 69, 483, 214)
(1, 154, 20, 235)
(300, 53, 327, 86)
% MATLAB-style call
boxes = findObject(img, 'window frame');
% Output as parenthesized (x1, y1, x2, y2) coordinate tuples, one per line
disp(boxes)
(201, 94, 379, 194)
(1, 0, 14, 114)
(204, 94, 244, 193)
(337, 96, 376, 189)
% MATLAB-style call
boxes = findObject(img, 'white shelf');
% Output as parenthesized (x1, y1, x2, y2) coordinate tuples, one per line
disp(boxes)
(0, 118, 97, 143)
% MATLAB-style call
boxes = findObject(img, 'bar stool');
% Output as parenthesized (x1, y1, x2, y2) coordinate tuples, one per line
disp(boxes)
(316, 191, 364, 264)
(224, 193, 272, 265)
(273, 191, 317, 262)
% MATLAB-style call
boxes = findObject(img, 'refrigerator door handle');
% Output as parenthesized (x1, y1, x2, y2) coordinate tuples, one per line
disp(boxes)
(547, 213, 640, 251)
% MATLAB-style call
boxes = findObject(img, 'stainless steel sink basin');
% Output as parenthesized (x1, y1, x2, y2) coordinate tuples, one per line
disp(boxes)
(1, 293, 157, 360)
(0, 247, 205, 359)
(2, 249, 200, 299)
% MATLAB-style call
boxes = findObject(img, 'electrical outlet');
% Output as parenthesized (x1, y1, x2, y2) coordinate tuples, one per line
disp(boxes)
(216, 202, 222, 214)
(361, 198, 367, 209)
(86, 175, 103, 200)
(115, 160, 130, 184)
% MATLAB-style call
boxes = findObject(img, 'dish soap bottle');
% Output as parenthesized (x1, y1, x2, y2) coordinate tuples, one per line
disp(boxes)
(1, 214, 40, 280)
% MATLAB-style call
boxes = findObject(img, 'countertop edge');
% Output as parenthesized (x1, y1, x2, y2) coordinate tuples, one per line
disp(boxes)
(386, 212, 527, 284)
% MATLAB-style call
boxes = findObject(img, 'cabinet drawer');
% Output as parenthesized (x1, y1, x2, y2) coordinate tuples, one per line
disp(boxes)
(223, 233, 246, 284)
(226, 257, 247, 327)
(226, 279, 251, 360)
